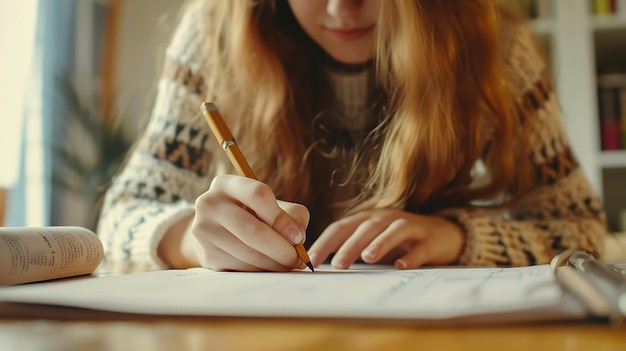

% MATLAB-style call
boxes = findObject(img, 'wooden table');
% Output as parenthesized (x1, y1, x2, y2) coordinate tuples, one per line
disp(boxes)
(1, 318, 625, 351)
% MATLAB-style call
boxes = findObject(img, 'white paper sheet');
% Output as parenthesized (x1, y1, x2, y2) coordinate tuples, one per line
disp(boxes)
(0, 264, 587, 322)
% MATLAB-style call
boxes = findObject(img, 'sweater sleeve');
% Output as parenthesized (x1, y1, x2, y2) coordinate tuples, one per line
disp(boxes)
(442, 20, 607, 266)
(97, 2, 217, 272)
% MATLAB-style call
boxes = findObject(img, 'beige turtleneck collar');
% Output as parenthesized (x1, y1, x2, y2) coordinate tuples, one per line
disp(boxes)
(324, 66, 376, 134)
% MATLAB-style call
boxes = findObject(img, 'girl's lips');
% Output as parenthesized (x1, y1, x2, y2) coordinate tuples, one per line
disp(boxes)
(326, 25, 374, 41)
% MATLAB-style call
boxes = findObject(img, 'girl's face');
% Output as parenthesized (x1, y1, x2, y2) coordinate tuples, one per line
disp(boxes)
(287, 0, 381, 64)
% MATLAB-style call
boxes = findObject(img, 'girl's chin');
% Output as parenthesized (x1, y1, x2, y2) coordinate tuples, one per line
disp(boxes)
(327, 53, 374, 66)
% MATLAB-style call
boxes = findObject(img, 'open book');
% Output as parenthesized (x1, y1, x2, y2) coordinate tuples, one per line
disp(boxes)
(0, 227, 103, 286)
(1, 255, 623, 324)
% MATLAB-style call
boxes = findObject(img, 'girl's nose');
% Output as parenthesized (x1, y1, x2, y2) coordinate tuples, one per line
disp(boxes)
(326, 0, 363, 21)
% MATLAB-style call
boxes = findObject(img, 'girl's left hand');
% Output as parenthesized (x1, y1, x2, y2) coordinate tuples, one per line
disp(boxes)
(307, 209, 466, 269)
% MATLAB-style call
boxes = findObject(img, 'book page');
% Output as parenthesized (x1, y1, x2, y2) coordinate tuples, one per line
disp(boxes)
(0, 264, 587, 322)
(0, 227, 103, 286)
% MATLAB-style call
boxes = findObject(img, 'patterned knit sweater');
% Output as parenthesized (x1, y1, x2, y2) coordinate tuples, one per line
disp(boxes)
(96, 3, 606, 272)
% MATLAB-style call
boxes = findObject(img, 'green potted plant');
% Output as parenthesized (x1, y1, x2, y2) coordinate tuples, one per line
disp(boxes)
(52, 77, 138, 229)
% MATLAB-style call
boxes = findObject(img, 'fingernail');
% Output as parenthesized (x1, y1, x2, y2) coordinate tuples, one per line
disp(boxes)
(332, 255, 348, 269)
(285, 226, 304, 244)
(395, 259, 407, 269)
(362, 247, 378, 261)
(308, 252, 317, 266)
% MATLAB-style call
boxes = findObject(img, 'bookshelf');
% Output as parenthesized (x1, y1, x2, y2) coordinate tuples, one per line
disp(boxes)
(520, 0, 626, 231)
(599, 150, 626, 167)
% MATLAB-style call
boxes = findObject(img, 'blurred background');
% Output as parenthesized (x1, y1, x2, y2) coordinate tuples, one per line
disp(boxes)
(0, 0, 625, 236)
(0, 0, 184, 229)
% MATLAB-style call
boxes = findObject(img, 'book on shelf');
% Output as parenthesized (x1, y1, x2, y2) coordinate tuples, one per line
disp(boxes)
(0, 226, 103, 286)
(620, 88, 626, 148)
(593, 0, 613, 15)
(597, 73, 626, 150)
(593, 0, 626, 16)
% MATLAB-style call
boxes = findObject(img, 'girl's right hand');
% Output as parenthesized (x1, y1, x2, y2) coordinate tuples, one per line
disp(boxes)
(189, 174, 310, 271)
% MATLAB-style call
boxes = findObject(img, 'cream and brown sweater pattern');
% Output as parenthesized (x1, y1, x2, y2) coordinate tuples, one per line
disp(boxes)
(97, 5, 606, 272)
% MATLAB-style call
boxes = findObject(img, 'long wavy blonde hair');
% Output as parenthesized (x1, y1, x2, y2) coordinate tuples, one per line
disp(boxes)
(196, 0, 532, 214)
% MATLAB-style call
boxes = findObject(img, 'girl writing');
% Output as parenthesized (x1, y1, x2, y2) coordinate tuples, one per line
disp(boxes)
(98, 0, 606, 272)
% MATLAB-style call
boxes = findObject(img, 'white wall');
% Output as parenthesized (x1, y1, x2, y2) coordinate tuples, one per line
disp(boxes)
(114, 0, 186, 136)
(57, 0, 185, 228)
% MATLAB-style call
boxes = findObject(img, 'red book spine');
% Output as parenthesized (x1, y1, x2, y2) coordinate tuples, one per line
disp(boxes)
(619, 88, 626, 149)
(602, 118, 621, 150)
(598, 87, 621, 150)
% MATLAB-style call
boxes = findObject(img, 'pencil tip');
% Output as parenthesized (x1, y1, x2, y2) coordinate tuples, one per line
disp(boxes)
(306, 262, 315, 272)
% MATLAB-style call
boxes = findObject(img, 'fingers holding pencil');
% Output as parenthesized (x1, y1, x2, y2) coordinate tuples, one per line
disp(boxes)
(192, 182, 301, 271)
(193, 174, 309, 271)
(210, 174, 309, 247)
(227, 176, 308, 245)
(199, 102, 314, 272)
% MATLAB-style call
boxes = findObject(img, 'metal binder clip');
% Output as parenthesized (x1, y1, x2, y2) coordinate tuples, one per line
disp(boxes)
(551, 249, 626, 325)
(549, 249, 578, 272)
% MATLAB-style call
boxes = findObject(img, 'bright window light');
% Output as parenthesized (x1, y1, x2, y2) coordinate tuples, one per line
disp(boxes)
(0, 0, 39, 188)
